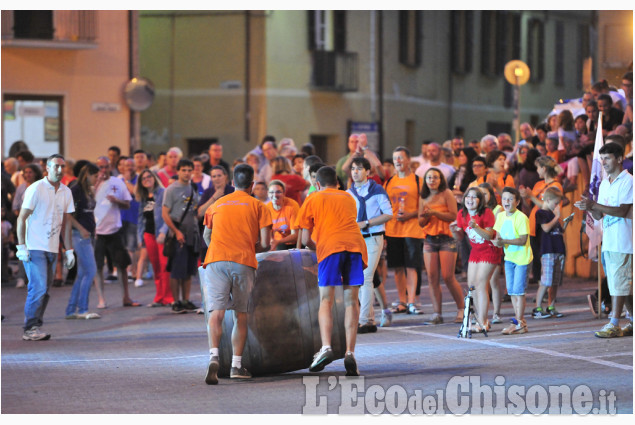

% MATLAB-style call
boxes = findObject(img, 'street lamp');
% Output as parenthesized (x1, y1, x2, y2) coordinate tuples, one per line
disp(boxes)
(504, 60, 530, 144)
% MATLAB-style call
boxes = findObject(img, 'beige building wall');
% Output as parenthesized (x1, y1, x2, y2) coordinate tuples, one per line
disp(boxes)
(138, 10, 599, 164)
(1, 11, 131, 161)
(597, 10, 633, 86)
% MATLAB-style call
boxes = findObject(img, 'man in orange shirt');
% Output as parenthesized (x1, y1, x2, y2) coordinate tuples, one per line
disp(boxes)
(201, 164, 272, 384)
(297, 166, 368, 376)
(384, 147, 425, 314)
(266, 180, 300, 250)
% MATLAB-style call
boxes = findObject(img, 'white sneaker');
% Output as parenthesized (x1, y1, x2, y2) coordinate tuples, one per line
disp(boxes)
(15, 278, 25, 288)
(134, 279, 144, 288)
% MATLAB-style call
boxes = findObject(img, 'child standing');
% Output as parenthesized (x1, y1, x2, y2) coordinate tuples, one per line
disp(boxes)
(492, 187, 533, 334)
(449, 187, 501, 332)
(532, 187, 566, 319)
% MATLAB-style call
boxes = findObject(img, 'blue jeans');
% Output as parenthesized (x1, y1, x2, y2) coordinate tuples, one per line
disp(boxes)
(23, 250, 57, 330)
(66, 231, 97, 315)
(504, 261, 529, 296)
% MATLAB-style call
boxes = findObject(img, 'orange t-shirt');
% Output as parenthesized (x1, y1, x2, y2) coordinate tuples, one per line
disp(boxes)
(383, 173, 425, 238)
(528, 180, 563, 237)
(296, 188, 368, 267)
(203, 190, 272, 269)
(547, 150, 564, 164)
(420, 201, 453, 238)
(267, 197, 299, 244)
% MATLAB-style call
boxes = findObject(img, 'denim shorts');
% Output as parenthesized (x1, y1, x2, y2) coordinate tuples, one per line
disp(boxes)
(167, 243, 198, 279)
(504, 261, 529, 296)
(120, 221, 137, 252)
(423, 234, 457, 253)
(317, 251, 364, 287)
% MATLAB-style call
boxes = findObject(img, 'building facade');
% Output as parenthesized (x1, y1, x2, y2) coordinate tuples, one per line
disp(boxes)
(137, 10, 615, 165)
(1, 10, 133, 161)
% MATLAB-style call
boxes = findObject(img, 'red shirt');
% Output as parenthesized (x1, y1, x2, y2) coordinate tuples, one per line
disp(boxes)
(456, 208, 501, 264)
(272, 174, 307, 206)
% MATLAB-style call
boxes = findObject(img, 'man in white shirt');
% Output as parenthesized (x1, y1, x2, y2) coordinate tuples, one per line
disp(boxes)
(415, 142, 455, 182)
(16, 154, 75, 341)
(575, 142, 633, 338)
(347, 157, 393, 332)
(93, 156, 137, 307)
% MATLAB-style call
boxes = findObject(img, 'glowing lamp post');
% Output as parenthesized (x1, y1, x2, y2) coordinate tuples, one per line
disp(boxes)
(504, 60, 530, 144)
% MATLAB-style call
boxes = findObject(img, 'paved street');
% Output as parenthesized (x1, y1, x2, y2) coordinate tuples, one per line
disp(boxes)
(1, 267, 632, 415)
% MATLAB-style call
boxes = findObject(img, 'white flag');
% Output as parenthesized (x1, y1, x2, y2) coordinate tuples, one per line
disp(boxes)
(585, 111, 605, 261)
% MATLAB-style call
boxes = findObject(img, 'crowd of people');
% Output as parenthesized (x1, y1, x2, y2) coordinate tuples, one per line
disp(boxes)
(1, 72, 632, 381)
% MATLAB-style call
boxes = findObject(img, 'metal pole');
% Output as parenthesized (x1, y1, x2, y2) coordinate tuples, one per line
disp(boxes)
(513, 80, 520, 144)
(244, 10, 251, 143)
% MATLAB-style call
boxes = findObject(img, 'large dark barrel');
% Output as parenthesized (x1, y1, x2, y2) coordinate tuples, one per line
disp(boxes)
(198, 249, 347, 377)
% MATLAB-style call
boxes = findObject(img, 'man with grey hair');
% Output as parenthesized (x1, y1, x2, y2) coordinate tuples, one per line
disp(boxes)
(414, 142, 455, 181)
(157, 147, 183, 187)
(16, 154, 75, 340)
(480, 134, 499, 157)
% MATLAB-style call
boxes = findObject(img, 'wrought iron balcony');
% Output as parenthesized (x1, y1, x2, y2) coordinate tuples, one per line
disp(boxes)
(311, 50, 358, 92)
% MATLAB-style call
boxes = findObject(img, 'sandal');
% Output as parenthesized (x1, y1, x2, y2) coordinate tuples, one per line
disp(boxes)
(407, 303, 424, 315)
(390, 302, 408, 314)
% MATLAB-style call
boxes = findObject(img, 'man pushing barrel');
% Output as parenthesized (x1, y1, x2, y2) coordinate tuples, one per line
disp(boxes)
(201, 164, 272, 384)
(297, 166, 368, 376)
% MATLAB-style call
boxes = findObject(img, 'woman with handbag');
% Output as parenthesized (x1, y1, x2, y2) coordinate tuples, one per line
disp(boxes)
(136, 169, 173, 307)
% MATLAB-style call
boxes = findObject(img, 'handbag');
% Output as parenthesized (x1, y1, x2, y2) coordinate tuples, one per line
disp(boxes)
(163, 185, 194, 257)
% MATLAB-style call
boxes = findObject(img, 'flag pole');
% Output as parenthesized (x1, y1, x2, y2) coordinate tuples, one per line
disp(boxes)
(597, 242, 602, 320)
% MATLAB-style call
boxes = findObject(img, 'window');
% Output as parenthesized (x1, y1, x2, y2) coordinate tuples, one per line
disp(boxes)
(527, 18, 545, 83)
(482, 12, 520, 77)
(309, 135, 329, 164)
(13, 10, 54, 40)
(308, 11, 357, 91)
(577, 24, 590, 89)
(554, 21, 565, 86)
(3, 95, 64, 158)
(451, 11, 473, 74)
(307, 11, 346, 52)
(399, 11, 422, 68)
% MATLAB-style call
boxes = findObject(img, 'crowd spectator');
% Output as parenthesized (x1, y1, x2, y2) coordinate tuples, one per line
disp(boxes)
(418, 168, 465, 324)
(135, 169, 173, 307)
(162, 159, 200, 314)
(66, 163, 101, 320)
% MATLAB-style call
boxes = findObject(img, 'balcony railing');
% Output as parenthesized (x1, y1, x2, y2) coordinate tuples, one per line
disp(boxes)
(2, 10, 98, 49)
(311, 50, 358, 92)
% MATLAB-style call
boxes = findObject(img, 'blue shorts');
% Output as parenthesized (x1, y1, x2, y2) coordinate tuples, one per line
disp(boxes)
(504, 261, 529, 296)
(317, 252, 364, 287)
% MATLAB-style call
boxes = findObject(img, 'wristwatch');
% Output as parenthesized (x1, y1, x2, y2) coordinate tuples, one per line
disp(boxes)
(365, 220, 370, 229)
